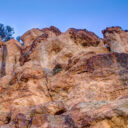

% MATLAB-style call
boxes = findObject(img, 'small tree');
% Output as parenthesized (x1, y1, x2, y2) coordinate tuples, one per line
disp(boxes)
(0, 23, 15, 42)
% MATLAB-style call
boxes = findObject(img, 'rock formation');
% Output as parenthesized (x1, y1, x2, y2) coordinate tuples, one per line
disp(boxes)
(0, 26, 128, 128)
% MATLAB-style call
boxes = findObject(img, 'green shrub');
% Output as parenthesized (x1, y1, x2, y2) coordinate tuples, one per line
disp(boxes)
(53, 67, 62, 75)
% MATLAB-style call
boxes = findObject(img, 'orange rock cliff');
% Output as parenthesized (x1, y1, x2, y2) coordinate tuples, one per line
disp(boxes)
(0, 26, 128, 128)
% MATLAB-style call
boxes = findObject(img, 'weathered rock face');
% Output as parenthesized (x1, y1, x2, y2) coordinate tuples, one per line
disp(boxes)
(0, 26, 128, 128)
(103, 26, 128, 53)
(0, 39, 21, 77)
(49, 52, 128, 109)
(20, 27, 108, 70)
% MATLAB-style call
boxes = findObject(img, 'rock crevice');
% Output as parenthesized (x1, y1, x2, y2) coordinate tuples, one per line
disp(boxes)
(0, 44, 7, 77)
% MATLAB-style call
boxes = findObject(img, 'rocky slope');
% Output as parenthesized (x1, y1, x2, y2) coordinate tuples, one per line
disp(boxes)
(0, 26, 128, 128)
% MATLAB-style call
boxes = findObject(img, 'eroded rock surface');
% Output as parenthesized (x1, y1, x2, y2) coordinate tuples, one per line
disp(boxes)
(0, 26, 128, 128)
(103, 26, 128, 53)
(0, 39, 21, 77)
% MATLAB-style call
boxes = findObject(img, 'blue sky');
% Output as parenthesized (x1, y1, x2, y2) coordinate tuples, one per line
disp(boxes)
(0, 0, 128, 37)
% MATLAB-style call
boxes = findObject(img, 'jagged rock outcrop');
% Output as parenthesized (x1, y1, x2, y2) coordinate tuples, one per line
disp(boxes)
(103, 26, 128, 53)
(20, 27, 108, 70)
(0, 26, 128, 128)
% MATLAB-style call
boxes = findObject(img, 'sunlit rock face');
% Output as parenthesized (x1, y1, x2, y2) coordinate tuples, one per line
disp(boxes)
(0, 26, 128, 128)
(20, 27, 108, 70)
(103, 26, 128, 53)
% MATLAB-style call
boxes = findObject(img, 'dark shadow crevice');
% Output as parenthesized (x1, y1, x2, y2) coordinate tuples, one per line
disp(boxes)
(0, 45, 8, 77)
